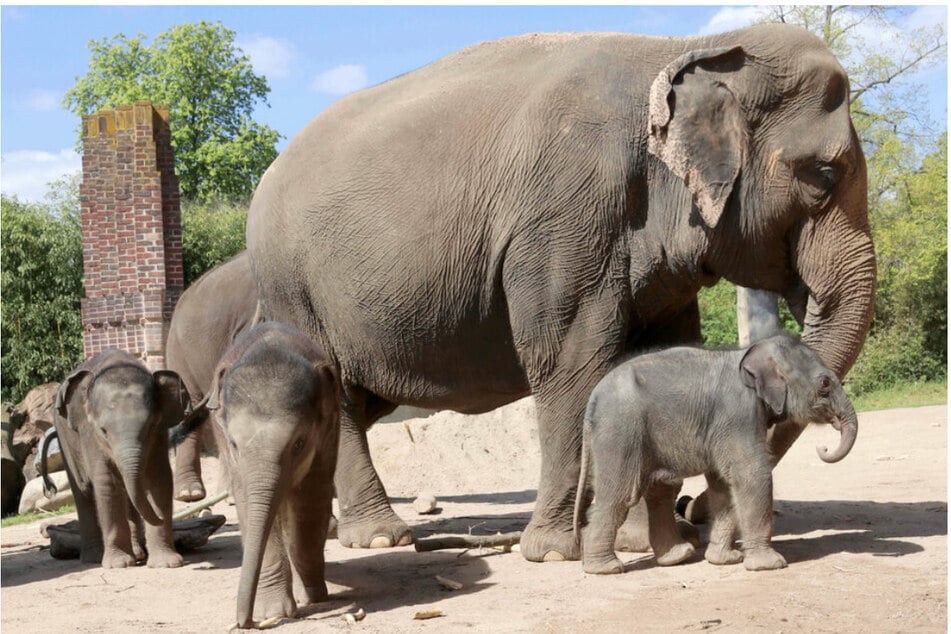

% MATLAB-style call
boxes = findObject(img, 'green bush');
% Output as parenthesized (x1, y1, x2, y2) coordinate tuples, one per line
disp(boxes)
(847, 321, 945, 396)
(0, 194, 84, 402)
(180, 198, 248, 287)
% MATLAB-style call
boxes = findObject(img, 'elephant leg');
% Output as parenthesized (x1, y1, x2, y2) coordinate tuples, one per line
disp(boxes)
(65, 467, 104, 564)
(702, 474, 743, 566)
(616, 302, 704, 549)
(286, 453, 336, 604)
(685, 422, 806, 525)
(512, 287, 627, 562)
(173, 429, 206, 502)
(646, 480, 696, 566)
(93, 468, 136, 568)
(334, 386, 411, 549)
(128, 513, 146, 562)
(581, 452, 639, 574)
(727, 461, 786, 571)
(143, 451, 183, 568)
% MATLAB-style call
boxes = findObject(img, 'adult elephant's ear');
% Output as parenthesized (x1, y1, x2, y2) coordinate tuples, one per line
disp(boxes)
(56, 370, 92, 430)
(648, 46, 747, 228)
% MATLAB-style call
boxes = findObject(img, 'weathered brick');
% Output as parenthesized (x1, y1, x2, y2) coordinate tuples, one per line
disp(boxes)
(79, 102, 182, 371)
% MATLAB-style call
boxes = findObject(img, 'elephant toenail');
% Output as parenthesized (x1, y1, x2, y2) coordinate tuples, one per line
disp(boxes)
(369, 536, 394, 548)
(542, 550, 566, 562)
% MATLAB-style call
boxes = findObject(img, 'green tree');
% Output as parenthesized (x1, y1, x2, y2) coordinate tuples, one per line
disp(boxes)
(1, 178, 85, 402)
(63, 20, 280, 202)
(180, 199, 248, 287)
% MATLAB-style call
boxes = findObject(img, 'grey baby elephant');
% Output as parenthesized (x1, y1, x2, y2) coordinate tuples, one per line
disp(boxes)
(574, 334, 858, 575)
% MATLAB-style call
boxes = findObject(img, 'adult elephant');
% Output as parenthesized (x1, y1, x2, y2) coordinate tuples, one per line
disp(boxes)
(246, 24, 876, 562)
(166, 251, 257, 501)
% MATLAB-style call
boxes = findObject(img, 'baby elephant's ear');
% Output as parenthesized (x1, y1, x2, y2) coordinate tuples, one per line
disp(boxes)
(314, 362, 340, 428)
(740, 343, 787, 417)
(56, 370, 92, 430)
(154, 370, 191, 428)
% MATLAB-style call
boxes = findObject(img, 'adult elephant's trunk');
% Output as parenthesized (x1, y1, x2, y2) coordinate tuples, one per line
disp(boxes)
(817, 398, 859, 463)
(792, 146, 877, 380)
(236, 463, 284, 629)
(118, 451, 163, 525)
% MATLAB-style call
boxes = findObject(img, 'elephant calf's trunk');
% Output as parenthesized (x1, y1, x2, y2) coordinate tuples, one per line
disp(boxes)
(816, 412, 858, 463)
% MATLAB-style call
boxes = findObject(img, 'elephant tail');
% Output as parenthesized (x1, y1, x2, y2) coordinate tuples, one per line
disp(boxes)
(40, 429, 58, 498)
(573, 404, 596, 547)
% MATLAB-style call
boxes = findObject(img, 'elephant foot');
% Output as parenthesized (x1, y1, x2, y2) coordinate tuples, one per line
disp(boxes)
(337, 511, 412, 549)
(654, 541, 696, 566)
(520, 521, 580, 562)
(101, 548, 137, 569)
(147, 547, 184, 568)
(255, 586, 297, 624)
(614, 516, 652, 553)
(582, 553, 625, 575)
(174, 476, 206, 503)
(743, 547, 787, 571)
(705, 543, 744, 566)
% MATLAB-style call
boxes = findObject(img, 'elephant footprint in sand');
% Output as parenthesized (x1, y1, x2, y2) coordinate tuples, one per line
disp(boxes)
(174, 322, 340, 629)
(47, 349, 192, 569)
(574, 335, 859, 574)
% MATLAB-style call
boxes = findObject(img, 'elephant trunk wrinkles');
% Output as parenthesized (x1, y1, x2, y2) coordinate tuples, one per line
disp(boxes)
(791, 136, 876, 380)
(118, 452, 163, 525)
(817, 398, 859, 463)
(236, 464, 284, 628)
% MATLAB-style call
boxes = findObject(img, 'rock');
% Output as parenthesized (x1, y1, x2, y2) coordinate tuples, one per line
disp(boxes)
(18, 472, 73, 515)
(413, 493, 438, 515)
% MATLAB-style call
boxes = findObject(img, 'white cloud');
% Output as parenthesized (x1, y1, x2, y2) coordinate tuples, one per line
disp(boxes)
(26, 89, 61, 112)
(238, 35, 295, 80)
(905, 5, 949, 32)
(0, 149, 81, 203)
(310, 64, 368, 96)
(698, 6, 762, 36)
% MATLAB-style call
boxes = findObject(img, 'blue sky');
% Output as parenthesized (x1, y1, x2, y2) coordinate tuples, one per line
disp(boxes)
(1, 4, 947, 202)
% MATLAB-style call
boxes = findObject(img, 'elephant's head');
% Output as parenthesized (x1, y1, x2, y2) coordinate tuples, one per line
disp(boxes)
(57, 360, 191, 524)
(205, 340, 339, 628)
(740, 335, 858, 463)
(648, 24, 876, 379)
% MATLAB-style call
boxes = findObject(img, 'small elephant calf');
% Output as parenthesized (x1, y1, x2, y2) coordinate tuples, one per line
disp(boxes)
(49, 349, 191, 568)
(574, 335, 858, 575)
(174, 321, 340, 629)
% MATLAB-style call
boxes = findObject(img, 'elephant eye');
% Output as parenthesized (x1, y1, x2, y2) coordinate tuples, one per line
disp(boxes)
(814, 162, 837, 189)
(817, 376, 833, 396)
(292, 437, 305, 452)
(100, 426, 108, 436)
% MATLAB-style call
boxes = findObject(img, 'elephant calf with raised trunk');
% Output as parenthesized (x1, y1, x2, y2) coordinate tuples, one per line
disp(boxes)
(49, 349, 192, 568)
(177, 322, 340, 629)
(574, 335, 858, 575)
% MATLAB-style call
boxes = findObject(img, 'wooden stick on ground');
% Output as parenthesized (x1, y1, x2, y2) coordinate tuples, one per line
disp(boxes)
(414, 531, 522, 552)
(172, 491, 230, 521)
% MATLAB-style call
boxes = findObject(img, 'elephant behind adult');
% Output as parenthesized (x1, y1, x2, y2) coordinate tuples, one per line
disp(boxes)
(166, 251, 258, 501)
(246, 24, 877, 562)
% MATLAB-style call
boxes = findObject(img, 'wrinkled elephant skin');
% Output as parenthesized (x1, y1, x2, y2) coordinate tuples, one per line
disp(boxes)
(247, 25, 876, 562)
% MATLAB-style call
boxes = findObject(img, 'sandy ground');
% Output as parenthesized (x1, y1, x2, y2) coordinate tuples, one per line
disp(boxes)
(1, 401, 946, 633)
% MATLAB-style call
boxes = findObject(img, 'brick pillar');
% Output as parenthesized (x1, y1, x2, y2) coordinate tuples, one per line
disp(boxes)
(79, 101, 183, 371)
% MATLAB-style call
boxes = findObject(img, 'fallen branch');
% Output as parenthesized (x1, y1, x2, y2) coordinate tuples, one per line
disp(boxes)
(414, 531, 521, 552)
(172, 491, 229, 521)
